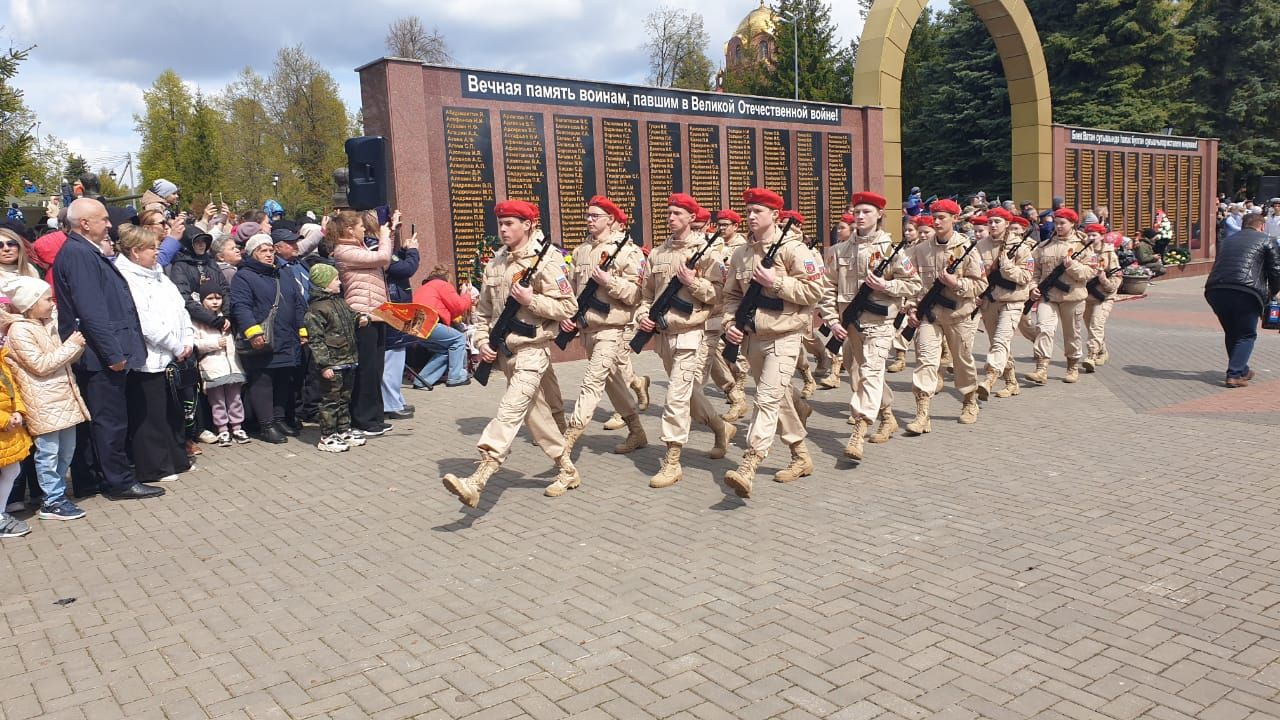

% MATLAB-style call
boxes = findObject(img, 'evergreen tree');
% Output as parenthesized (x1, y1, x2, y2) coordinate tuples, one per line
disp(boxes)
(267, 46, 350, 212)
(135, 70, 194, 192)
(178, 92, 223, 199)
(1177, 0, 1280, 194)
(0, 40, 35, 195)
(770, 0, 839, 101)
(64, 154, 89, 183)
(216, 68, 283, 212)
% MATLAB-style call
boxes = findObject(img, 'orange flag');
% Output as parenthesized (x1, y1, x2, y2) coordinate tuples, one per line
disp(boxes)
(372, 302, 439, 340)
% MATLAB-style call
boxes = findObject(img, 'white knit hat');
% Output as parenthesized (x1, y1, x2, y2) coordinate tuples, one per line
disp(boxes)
(244, 233, 274, 256)
(1, 276, 51, 313)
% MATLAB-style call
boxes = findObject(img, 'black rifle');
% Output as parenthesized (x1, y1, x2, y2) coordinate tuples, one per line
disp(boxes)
(898, 237, 978, 342)
(629, 229, 724, 354)
(1086, 264, 1124, 302)
(821, 236, 910, 355)
(554, 233, 631, 350)
(722, 218, 797, 363)
(1022, 241, 1094, 316)
(473, 237, 555, 386)
(970, 235, 1033, 320)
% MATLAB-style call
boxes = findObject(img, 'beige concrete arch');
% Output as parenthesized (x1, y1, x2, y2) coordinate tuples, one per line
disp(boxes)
(853, 0, 1052, 229)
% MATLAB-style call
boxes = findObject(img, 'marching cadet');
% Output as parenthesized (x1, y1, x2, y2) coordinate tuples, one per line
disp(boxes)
(887, 216, 927, 373)
(819, 191, 921, 460)
(903, 200, 988, 434)
(975, 208, 1036, 400)
(635, 193, 735, 489)
(1024, 208, 1096, 385)
(442, 200, 579, 508)
(1082, 225, 1122, 372)
(601, 215, 651, 432)
(819, 212, 857, 390)
(721, 188, 825, 498)
(691, 206, 712, 235)
(704, 209, 750, 422)
(779, 211, 823, 398)
(558, 197, 649, 479)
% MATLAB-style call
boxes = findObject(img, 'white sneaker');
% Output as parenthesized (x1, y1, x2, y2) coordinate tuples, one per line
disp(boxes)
(317, 434, 349, 453)
(197, 430, 219, 444)
(340, 430, 366, 447)
(156, 474, 180, 482)
(216, 431, 232, 447)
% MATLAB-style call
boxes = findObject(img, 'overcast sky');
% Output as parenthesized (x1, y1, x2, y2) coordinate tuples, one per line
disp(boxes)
(1, 0, 885, 179)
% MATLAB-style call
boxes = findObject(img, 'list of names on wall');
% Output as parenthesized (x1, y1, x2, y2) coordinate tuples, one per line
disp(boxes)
(727, 127, 757, 214)
(443, 107, 497, 272)
(826, 133, 853, 229)
(553, 115, 597, 244)
(763, 128, 791, 207)
(687, 125, 722, 212)
(795, 131, 822, 239)
(500, 111, 550, 231)
(647, 121, 683, 246)
(602, 118, 644, 244)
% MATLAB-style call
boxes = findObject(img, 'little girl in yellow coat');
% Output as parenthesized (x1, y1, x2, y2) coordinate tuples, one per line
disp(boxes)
(0, 338, 33, 538)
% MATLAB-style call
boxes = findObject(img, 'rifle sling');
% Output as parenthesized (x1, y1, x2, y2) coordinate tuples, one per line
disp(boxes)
(584, 294, 611, 314)
(757, 295, 784, 312)
(509, 318, 537, 338)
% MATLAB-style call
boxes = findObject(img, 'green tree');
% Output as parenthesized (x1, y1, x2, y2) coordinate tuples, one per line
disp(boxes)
(95, 168, 129, 199)
(177, 91, 223, 199)
(216, 68, 284, 212)
(0, 38, 35, 195)
(643, 6, 714, 90)
(1176, 0, 1280, 194)
(135, 69, 194, 191)
(267, 46, 350, 213)
(17, 133, 70, 195)
(769, 0, 840, 101)
(64, 153, 88, 183)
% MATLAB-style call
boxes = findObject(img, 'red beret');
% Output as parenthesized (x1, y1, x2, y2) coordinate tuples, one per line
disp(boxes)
(588, 195, 626, 224)
(779, 210, 805, 226)
(1010, 216, 1031, 228)
(911, 214, 934, 227)
(930, 199, 962, 216)
(839, 213, 855, 225)
(667, 193, 699, 214)
(850, 191, 887, 210)
(618, 210, 628, 225)
(969, 215, 989, 225)
(694, 207, 712, 224)
(987, 208, 1014, 222)
(716, 209, 742, 224)
(494, 200, 539, 221)
(1084, 223, 1107, 234)
(742, 187, 784, 210)
(1054, 208, 1080, 224)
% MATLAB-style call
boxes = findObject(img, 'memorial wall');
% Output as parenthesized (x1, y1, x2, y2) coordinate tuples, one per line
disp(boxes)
(358, 59, 882, 278)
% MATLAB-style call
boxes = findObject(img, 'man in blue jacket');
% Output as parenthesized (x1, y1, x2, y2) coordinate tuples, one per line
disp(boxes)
(54, 198, 164, 500)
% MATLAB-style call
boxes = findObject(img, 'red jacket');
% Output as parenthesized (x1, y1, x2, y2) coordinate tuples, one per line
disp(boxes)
(32, 231, 67, 290)
(412, 278, 472, 326)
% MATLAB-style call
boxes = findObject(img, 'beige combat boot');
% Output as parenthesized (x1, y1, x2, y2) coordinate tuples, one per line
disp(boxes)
(1096, 348, 1109, 367)
(708, 417, 737, 460)
(868, 406, 898, 443)
(819, 355, 842, 389)
(1081, 351, 1097, 373)
(976, 366, 998, 401)
(603, 411, 626, 430)
(959, 391, 980, 424)
(995, 365, 1021, 398)
(1026, 358, 1049, 385)
(443, 455, 501, 508)
(724, 449, 763, 498)
(649, 442, 683, 488)
(723, 383, 749, 423)
(562, 424, 584, 458)
(845, 418, 868, 460)
(800, 365, 817, 399)
(613, 414, 648, 454)
(775, 441, 813, 483)
(544, 453, 581, 497)
(904, 391, 932, 435)
(631, 375, 651, 411)
(887, 348, 907, 373)
(1063, 359, 1080, 383)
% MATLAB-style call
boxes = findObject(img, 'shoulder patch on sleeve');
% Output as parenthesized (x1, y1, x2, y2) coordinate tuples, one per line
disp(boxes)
(556, 274, 571, 295)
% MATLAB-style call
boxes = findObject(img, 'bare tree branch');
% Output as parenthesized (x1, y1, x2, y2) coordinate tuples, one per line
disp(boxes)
(386, 16, 453, 64)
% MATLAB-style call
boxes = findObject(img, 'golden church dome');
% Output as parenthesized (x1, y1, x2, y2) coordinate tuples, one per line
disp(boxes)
(733, 1, 778, 43)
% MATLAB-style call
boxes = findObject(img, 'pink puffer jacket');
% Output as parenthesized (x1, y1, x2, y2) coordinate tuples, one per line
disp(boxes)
(332, 239, 393, 316)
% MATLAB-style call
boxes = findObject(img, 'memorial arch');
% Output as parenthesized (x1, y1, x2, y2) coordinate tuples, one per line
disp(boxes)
(854, 0, 1052, 225)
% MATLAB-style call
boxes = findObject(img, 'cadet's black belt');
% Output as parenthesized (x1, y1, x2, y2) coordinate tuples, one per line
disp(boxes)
(585, 294, 612, 314)
(510, 319, 537, 338)
(757, 296, 784, 312)
(935, 295, 957, 311)
(990, 272, 1017, 290)
(1088, 284, 1109, 303)
(1050, 279, 1071, 293)
(671, 296, 696, 315)
(863, 300, 890, 316)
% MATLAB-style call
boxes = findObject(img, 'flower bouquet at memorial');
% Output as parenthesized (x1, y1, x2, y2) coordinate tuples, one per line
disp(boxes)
(1162, 247, 1190, 266)
(467, 235, 502, 289)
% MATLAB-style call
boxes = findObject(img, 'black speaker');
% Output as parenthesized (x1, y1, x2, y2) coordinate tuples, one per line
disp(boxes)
(345, 136, 388, 211)
(1259, 176, 1280, 204)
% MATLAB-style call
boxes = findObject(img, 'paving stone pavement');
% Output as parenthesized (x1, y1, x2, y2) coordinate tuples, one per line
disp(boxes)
(2, 274, 1279, 720)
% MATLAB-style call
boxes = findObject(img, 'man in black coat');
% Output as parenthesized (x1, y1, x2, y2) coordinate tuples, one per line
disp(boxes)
(54, 198, 164, 500)
(1204, 212, 1280, 388)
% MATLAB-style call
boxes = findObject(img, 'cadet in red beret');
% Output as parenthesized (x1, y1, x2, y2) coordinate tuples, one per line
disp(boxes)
(850, 191, 888, 211)
(972, 201, 1036, 402)
(1023, 205, 1095, 385)
(1010, 215, 1031, 229)
(721, 187, 825, 498)
(634, 188, 735, 490)
(779, 210, 806, 226)
(588, 195, 627, 225)
(707, 208, 751, 422)
(692, 206, 712, 234)
(931, 199, 962, 216)
(716, 209, 741, 225)
(987, 207, 1014, 223)
(1083, 223, 1107, 236)
(443, 196, 579, 509)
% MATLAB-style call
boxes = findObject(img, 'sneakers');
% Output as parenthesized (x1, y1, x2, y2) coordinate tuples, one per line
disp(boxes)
(354, 424, 390, 438)
(197, 430, 219, 444)
(156, 474, 180, 483)
(216, 431, 233, 447)
(0, 513, 30, 538)
(231, 428, 251, 444)
(38, 500, 86, 521)
(317, 434, 349, 453)
(340, 430, 367, 447)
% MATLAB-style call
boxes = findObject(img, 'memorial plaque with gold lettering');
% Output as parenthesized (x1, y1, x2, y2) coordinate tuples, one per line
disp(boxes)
(553, 115, 596, 245)
(763, 128, 791, 205)
(602, 118, 644, 244)
(443, 107, 497, 272)
(826, 133, 853, 229)
(647, 121, 683, 246)
(501, 111, 550, 229)
(727, 127, 757, 214)
(688, 125, 722, 212)
(796, 131, 822, 240)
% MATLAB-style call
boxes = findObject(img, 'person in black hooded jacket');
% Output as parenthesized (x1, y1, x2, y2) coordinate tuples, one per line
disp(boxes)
(1204, 212, 1280, 388)
(167, 225, 229, 331)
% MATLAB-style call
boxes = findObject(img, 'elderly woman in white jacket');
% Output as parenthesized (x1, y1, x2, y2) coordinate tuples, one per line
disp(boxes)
(115, 223, 195, 483)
